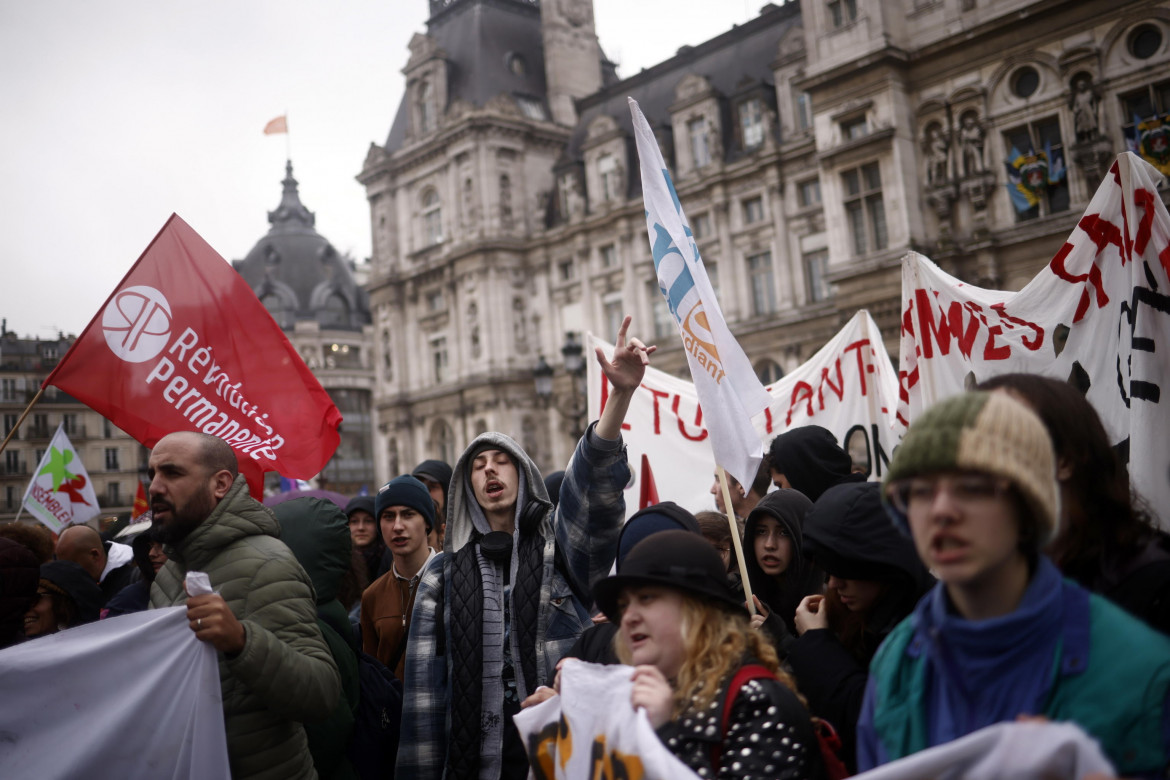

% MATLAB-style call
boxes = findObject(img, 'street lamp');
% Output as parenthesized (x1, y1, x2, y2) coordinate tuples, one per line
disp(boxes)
(533, 332, 588, 440)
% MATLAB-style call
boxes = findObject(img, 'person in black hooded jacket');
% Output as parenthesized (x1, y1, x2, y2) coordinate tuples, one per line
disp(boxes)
(742, 489, 824, 656)
(767, 425, 866, 502)
(786, 481, 934, 773)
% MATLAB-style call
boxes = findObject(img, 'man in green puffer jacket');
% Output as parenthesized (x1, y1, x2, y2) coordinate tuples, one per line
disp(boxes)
(149, 431, 341, 780)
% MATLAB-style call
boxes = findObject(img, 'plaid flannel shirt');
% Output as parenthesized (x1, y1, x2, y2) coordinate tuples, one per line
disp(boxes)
(396, 424, 628, 780)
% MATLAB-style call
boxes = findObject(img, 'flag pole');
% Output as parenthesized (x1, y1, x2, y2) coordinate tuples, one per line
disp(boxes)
(717, 465, 756, 615)
(0, 388, 43, 458)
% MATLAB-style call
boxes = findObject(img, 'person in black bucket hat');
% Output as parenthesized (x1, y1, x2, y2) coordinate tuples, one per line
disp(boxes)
(581, 530, 826, 780)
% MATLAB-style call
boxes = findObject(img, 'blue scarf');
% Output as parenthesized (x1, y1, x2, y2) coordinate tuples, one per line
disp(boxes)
(920, 557, 1064, 744)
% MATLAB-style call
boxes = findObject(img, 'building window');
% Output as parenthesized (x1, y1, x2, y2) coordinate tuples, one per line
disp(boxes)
(3, 414, 16, 435)
(1129, 24, 1163, 60)
(103, 418, 113, 438)
(0, 378, 16, 401)
(319, 294, 349, 328)
(107, 482, 121, 505)
(603, 295, 625, 341)
(740, 99, 764, 148)
(841, 116, 868, 141)
(430, 337, 449, 385)
(828, 0, 857, 28)
(688, 117, 711, 168)
(105, 447, 119, 471)
(558, 259, 574, 282)
(499, 175, 513, 228)
(1011, 66, 1040, 100)
(692, 213, 711, 239)
(5, 486, 15, 509)
(417, 79, 435, 133)
(1003, 118, 1069, 222)
(425, 289, 445, 312)
(422, 189, 442, 245)
(4, 451, 18, 475)
(649, 282, 674, 340)
(431, 420, 456, 466)
(600, 244, 617, 268)
(42, 345, 57, 361)
(516, 96, 547, 120)
(842, 162, 887, 255)
(797, 178, 822, 208)
(804, 249, 831, 302)
(755, 359, 784, 386)
(599, 154, 620, 201)
(747, 252, 777, 316)
(743, 196, 765, 225)
(32, 413, 49, 439)
(796, 91, 813, 133)
(62, 414, 77, 436)
(1121, 80, 1170, 130)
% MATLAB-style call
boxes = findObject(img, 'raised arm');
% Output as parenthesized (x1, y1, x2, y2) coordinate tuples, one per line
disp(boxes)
(595, 315, 655, 441)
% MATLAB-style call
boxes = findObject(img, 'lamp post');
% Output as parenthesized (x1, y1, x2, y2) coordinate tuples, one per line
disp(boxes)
(533, 332, 588, 441)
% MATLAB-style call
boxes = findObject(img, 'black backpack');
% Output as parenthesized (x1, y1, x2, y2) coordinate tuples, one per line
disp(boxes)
(347, 650, 403, 780)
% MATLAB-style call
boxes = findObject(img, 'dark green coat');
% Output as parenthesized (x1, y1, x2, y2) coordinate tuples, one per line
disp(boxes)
(151, 476, 341, 780)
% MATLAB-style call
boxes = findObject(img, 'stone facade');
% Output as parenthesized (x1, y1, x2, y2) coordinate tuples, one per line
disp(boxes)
(0, 326, 145, 523)
(361, 0, 1170, 478)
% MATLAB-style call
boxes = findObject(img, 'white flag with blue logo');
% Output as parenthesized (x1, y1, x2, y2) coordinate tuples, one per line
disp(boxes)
(629, 97, 772, 487)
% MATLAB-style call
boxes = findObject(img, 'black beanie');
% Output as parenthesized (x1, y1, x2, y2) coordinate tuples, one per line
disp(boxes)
(375, 475, 436, 532)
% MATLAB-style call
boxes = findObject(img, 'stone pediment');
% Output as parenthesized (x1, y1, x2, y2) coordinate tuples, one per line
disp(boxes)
(675, 73, 714, 103)
(777, 24, 805, 58)
(364, 142, 388, 169)
(586, 114, 619, 141)
(406, 33, 444, 72)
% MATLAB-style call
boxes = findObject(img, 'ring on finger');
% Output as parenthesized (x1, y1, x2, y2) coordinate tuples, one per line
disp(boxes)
(197, 618, 202, 630)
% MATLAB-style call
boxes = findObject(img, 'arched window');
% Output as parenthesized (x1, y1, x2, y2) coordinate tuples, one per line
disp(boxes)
(422, 189, 442, 245)
(754, 358, 784, 386)
(319, 293, 349, 328)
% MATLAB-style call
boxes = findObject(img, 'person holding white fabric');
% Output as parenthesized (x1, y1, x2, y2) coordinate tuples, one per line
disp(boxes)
(591, 530, 826, 779)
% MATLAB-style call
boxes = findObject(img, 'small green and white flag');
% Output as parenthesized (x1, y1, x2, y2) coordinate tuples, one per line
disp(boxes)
(22, 424, 100, 532)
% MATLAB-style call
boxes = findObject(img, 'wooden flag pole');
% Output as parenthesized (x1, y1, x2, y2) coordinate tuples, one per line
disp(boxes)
(716, 465, 756, 616)
(0, 388, 43, 458)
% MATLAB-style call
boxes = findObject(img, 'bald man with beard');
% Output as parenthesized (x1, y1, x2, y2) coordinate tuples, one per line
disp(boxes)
(54, 524, 137, 604)
(148, 430, 340, 780)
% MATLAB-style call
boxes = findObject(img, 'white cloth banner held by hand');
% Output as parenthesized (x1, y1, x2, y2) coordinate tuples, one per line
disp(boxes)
(514, 660, 701, 780)
(629, 97, 772, 489)
(0, 607, 230, 778)
(896, 152, 1170, 527)
(589, 310, 901, 518)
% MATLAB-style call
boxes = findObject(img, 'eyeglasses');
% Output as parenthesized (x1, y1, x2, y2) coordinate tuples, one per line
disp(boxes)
(887, 473, 1012, 513)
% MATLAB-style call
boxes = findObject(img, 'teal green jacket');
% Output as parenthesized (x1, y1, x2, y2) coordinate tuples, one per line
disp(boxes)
(859, 564, 1170, 777)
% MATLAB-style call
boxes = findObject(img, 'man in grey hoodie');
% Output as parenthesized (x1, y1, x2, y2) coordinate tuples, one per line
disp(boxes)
(397, 318, 653, 780)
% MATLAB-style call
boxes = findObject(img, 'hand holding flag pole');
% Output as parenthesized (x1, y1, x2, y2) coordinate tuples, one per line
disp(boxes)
(717, 465, 757, 616)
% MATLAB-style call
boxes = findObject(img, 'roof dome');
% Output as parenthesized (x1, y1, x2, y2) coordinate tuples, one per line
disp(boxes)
(235, 160, 370, 331)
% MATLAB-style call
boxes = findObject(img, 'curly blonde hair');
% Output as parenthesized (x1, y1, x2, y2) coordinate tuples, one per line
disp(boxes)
(615, 592, 804, 718)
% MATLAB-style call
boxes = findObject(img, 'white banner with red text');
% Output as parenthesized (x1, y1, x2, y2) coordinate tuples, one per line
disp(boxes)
(588, 310, 901, 518)
(896, 153, 1170, 527)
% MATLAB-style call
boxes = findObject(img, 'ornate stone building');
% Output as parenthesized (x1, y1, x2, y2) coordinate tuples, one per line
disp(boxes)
(234, 162, 376, 493)
(360, 0, 1170, 478)
(0, 325, 145, 523)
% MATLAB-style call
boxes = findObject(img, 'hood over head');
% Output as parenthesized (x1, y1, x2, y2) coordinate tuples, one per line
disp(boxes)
(39, 560, 103, 625)
(743, 489, 823, 626)
(273, 497, 352, 604)
(617, 502, 702, 569)
(767, 425, 857, 502)
(804, 482, 933, 591)
(447, 432, 551, 554)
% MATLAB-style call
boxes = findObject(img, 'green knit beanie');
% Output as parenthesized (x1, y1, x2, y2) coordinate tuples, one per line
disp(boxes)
(882, 391, 1059, 546)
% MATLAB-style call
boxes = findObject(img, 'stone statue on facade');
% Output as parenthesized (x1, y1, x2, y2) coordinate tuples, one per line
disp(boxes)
(926, 125, 950, 185)
(959, 113, 985, 176)
(1070, 75, 1101, 142)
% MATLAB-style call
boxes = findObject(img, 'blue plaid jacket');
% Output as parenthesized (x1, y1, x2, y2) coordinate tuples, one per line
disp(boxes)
(395, 425, 629, 780)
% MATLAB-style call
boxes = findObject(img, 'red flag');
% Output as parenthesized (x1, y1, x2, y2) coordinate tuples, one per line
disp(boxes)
(638, 453, 660, 510)
(132, 480, 149, 519)
(44, 214, 342, 498)
(263, 115, 287, 135)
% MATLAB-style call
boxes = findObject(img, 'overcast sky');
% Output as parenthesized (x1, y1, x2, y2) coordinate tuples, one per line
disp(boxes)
(0, 0, 764, 339)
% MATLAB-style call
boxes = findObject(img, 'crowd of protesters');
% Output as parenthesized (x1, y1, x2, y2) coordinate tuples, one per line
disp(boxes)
(2, 317, 1170, 780)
